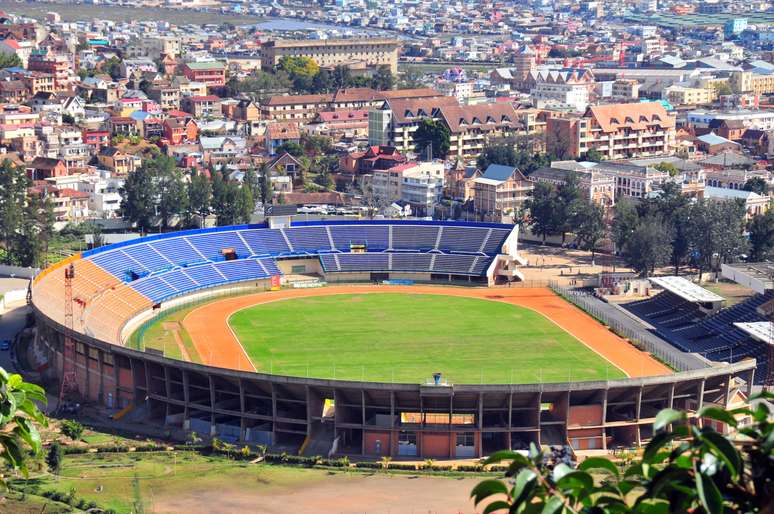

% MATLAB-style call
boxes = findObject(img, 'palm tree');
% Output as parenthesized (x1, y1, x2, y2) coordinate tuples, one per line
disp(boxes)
(379, 456, 392, 469)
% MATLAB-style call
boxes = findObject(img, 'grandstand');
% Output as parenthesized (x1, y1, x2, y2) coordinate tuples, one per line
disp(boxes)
(32, 220, 522, 344)
(28, 220, 758, 459)
(622, 275, 772, 383)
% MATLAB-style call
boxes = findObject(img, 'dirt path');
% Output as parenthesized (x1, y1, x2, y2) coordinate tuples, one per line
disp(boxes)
(181, 285, 670, 378)
(162, 322, 192, 362)
(151, 472, 482, 514)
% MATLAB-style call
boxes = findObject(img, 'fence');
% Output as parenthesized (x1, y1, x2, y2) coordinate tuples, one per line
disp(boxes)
(549, 282, 708, 372)
(127, 283, 270, 352)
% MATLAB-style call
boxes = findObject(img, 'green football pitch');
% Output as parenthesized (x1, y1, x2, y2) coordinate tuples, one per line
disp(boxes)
(228, 293, 625, 384)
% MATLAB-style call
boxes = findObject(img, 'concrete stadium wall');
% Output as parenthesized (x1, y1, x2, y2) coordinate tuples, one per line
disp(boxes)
(34, 305, 757, 459)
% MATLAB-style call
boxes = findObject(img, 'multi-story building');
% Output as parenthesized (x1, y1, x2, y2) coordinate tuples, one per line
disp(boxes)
(181, 61, 226, 89)
(27, 50, 72, 90)
(260, 38, 400, 74)
(371, 162, 445, 216)
(530, 162, 616, 208)
(368, 95, 459, 151)
(611, 79, 640, 100)
(663, 85, 713, 106)
(547, 102, 676, 160)
(439, 103, 523, 160)
(148, 84, 181, 111)
(687, 109, 774, 132)
(470, 164, 533, 222)
(264, 87, 442, 122)
(730, 71, 774, 96)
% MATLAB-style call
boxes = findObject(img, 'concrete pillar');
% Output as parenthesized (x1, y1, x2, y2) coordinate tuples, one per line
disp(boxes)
(182, 369, 190, 421)
(208, 375, 216, 436)
(163, 366, 171, 422)
(601, 388, 608, 451)
(239, 379, 246, 442)
(696, 379, 706, 428)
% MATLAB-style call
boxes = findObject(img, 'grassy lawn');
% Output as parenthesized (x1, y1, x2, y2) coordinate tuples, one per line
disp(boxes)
(130, 306, 202, 363)
(701, 281, 755, 307)
(229, 293, 624, 384)
(19, 452, 334, 514)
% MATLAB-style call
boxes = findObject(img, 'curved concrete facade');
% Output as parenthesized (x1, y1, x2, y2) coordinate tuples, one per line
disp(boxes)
(33, 305, 756, 459)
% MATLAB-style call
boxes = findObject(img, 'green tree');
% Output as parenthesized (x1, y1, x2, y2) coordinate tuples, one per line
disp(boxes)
(120, 165, 156, 232)
(654, 161, 679, 177)
(414, 118, 450, 160)
(235, 182, 255, 224)
(0, 53, 21, 69)
(715, 81, 733, 96)
(574, 200, 606, 265)
(187, 171, 212, 228)
(742, 176, 769, 195)
(277, 56, 319, 80)
(748, 210, 774, 261)
(242, 167, 261, 205)
(60, 419, 84, 441)
(0, 367, 48, 482)
(583, 148, 604, 162)
(477, 144, 518, 169)
(525, 182, 558, 243)
(555, 171, 582, 245)
(46, 441, 64, 475)
(13, 193, 55, 267)
(276, 141, 304, 157)
(472, 392, 774, 514)
(330, 65, 352, 90)
(371, 65, 394, 90)
(156, 166, 188, 230)
(260, 166, 274, 205)
(622, 216, 671, 276)
(399, 66, 424, 89)
(612, 198, 639, 252)
(0, 160, 28, 264)
(102, 56, 123, 80)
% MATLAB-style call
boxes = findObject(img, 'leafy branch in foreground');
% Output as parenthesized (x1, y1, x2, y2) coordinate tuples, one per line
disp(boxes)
(0, 367, 48, 486)
(472, 392, 773, 513)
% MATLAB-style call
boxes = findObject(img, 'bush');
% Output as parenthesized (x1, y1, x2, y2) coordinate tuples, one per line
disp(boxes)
(472, 393, 774, 513)
(60, 420, 85, 441)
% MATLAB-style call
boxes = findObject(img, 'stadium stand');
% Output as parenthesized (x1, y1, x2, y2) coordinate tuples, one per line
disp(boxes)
(31, 221, 515, 344)
(623, 290, 773, 383)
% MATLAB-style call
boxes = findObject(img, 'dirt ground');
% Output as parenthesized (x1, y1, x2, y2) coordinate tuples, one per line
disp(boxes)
(151, 472, 483, 514)
(182, 285, 670, 378)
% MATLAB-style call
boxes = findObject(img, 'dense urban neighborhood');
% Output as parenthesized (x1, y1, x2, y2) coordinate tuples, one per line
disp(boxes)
(1, 2, 774, 514)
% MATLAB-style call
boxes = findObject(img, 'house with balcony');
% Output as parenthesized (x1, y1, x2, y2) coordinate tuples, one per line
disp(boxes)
(470, 164, 533, 222)
(547, 102, 676, 160)
(181, 61, 226, 89)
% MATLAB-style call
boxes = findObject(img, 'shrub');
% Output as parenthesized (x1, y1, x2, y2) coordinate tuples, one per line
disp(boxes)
(60, 420, 85, 441)
(472, 393, 774, 513)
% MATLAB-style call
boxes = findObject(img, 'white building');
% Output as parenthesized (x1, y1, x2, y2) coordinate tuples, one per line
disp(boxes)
(687, 110, 774, 131)
(371, 161, 445, 216)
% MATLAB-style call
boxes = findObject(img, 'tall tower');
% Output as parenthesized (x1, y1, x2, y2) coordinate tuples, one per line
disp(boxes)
(58, 264, 78, 411)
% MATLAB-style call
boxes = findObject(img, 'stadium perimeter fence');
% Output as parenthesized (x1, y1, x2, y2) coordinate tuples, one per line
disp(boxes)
(549, 282, 709, 372)
(127, 283, 266, 352)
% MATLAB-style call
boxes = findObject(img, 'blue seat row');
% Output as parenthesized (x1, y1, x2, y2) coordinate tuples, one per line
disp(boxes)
(89, 223, 512, 281)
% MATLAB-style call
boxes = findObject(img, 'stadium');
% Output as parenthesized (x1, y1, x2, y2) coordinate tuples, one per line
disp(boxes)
(30, 218, 757, 459)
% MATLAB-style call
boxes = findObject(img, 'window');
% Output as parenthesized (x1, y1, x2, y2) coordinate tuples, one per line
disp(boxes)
(456, 432, 475, 447)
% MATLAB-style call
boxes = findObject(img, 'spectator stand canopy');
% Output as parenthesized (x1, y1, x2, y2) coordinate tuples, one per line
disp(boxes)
(722, 262, 774, 295)
(733, 322, 774, 346)
(649, 276, 724, 311)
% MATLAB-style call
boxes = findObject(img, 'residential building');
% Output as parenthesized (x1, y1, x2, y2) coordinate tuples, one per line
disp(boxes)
(181, 61, 226, 89)
(368, 95, 459, 152)
(260, 38, 400, 74)
(530, 162, 616, 208)
(611, 79, 640, 100)
(371, 161, 445, 216)
(97, 147, 140, 175)
(163, 117, 198, 145)
(265, 121, 301, 156)
(439, 103, 523, 160)
(182, 95, 222, 118)
(470, 164, 533, 221)
(664, 85, 713, 106)
(547, 102, 676, 160)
